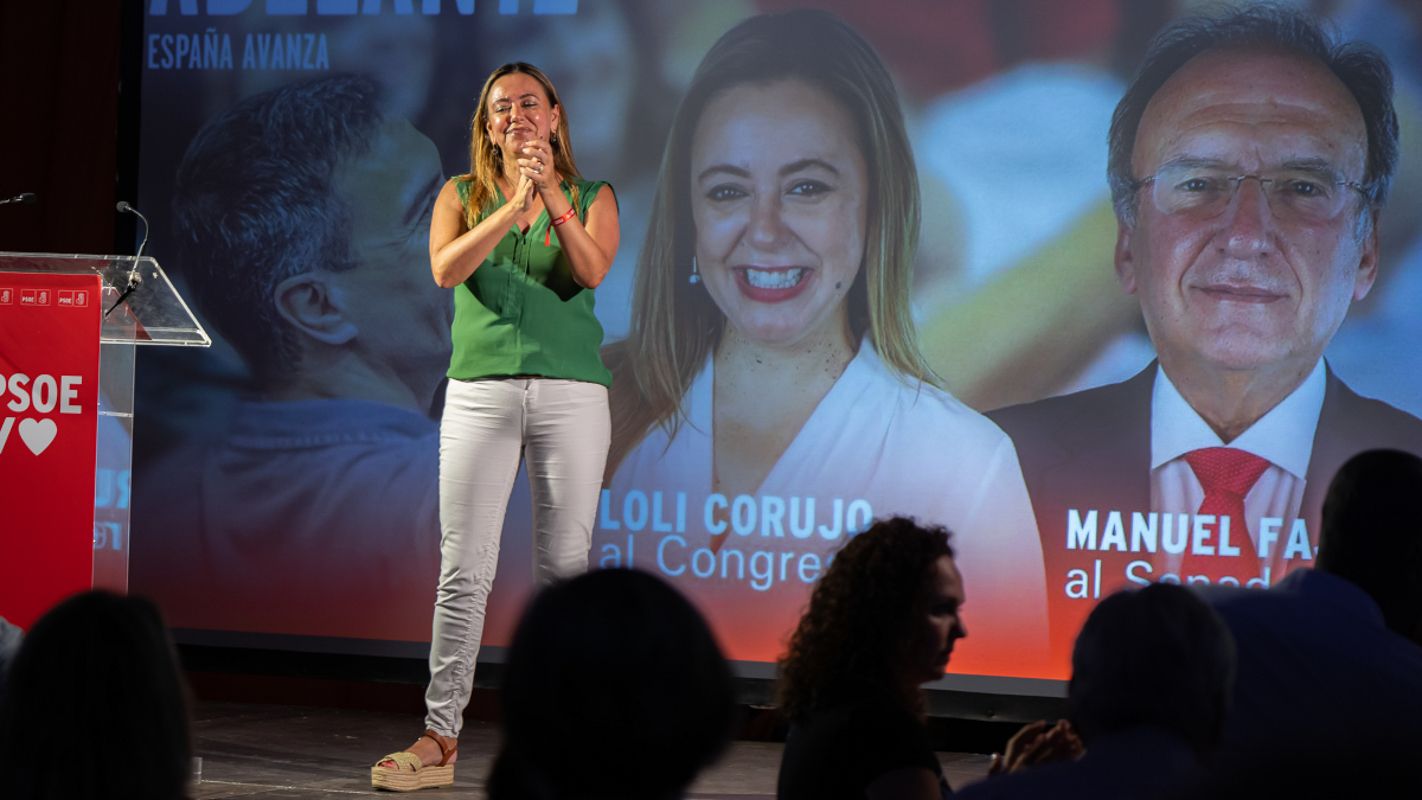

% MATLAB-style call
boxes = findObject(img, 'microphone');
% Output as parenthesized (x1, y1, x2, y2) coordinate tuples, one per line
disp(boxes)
(109, 201, 149, 318)
(116, 201, 150, 260)
(0, 192, 37, 206)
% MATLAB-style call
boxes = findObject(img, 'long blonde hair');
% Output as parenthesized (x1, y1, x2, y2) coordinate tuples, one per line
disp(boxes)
(459, 62, 581, 225)
(604, 10, 933, 478)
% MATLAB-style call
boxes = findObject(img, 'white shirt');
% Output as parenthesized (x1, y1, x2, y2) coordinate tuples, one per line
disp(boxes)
(602, 342, 1051, 677)
(1149, 360, 1326, 574)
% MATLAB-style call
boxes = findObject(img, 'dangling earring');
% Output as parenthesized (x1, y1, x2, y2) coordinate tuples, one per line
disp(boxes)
(689, 255, 701, 285)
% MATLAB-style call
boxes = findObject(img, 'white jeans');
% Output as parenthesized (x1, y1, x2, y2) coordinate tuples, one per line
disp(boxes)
(424, 377, 610, 736)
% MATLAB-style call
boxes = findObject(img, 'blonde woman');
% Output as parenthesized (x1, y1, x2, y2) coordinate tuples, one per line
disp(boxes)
(600, 10, 1049, 679)
(373, 62, 618, 791)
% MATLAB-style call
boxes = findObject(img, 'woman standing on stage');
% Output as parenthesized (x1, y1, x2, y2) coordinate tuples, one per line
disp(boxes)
(372, 61, 618, 792)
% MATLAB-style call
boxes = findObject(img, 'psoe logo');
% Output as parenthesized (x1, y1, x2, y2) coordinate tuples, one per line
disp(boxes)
(0, 373, 85, 457)
(0, 288, 12, 305)
(57, 290, 90, 308)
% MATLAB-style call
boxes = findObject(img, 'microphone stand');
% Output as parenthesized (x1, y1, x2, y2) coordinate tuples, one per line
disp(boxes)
(107, 201, 148, 319)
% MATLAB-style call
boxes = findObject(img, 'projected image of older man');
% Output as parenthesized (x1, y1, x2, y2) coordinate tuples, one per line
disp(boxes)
(990, 7, 1422, 662)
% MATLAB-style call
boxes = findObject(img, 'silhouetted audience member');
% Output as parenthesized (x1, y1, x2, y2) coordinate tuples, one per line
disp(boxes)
(486, 568, 736, 800)
(0, 616, 20, 679)
(1196, 449, 1422, 798)
(0, 591, 193, 800)
(777, 517, 966, 800)
(0, 616, 19, 712)
(957, 583, 1235, 799)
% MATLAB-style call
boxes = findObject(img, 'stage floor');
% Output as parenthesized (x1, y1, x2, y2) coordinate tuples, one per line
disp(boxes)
(192, 701, 995, 798)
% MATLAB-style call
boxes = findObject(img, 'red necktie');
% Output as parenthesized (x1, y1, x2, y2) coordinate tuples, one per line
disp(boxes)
(1179, 447, 1270, 579)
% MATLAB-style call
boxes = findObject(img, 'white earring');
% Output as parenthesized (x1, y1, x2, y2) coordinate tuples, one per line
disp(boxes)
(689, 255, 701, 285)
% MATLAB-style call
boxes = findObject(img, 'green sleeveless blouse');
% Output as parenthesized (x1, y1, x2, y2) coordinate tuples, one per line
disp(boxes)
(447, 177, 613, 387)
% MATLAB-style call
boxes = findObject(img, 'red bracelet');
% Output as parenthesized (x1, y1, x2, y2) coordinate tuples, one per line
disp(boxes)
(550, 206, 577, 227)
(546, 206, 577, 246)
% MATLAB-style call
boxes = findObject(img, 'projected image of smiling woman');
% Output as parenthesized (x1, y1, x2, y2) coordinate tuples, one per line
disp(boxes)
(690, 79, 865, 352)
(600, 10, 1052, 677)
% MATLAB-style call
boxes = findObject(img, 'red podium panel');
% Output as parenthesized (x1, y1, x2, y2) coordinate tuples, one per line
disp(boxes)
(0, 272, 102, 629)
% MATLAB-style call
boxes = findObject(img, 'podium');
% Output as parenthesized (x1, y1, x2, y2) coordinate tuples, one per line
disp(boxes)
(0, 252, 208, 629)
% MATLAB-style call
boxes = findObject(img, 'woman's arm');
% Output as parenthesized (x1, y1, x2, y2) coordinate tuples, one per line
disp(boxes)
(550, 185, 619, 289)
(519, 140, 620, 289)
(429, 176, 532, 289)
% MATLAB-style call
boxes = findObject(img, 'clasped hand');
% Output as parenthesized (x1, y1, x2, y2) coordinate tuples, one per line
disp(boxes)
(510, 139, 555, 212)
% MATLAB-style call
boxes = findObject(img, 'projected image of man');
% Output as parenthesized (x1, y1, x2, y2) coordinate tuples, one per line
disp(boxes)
(990, 7, 1422, 660)
(131, 75, 452, 641)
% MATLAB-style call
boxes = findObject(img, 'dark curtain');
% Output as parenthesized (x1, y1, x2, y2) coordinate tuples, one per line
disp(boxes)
(0, 0, 133, 255)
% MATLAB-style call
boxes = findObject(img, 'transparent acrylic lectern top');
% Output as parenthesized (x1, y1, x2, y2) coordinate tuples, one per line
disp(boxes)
(0, 252, 210, 346)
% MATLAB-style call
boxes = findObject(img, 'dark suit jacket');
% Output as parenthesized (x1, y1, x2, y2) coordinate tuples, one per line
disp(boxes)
(954, 726, 1200, 800)
(989, 363, 1422, 662)
(1195, 569, 1422, 798)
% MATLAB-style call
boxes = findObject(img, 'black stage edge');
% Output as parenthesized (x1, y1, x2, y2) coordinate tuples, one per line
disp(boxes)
(178, 642, 1066, 757)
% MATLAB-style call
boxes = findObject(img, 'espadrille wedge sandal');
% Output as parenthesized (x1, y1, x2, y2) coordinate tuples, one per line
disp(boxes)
(371, 729, 457, 792)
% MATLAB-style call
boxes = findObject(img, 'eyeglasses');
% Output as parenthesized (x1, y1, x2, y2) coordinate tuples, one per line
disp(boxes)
(1131, 163, 1370, 225)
